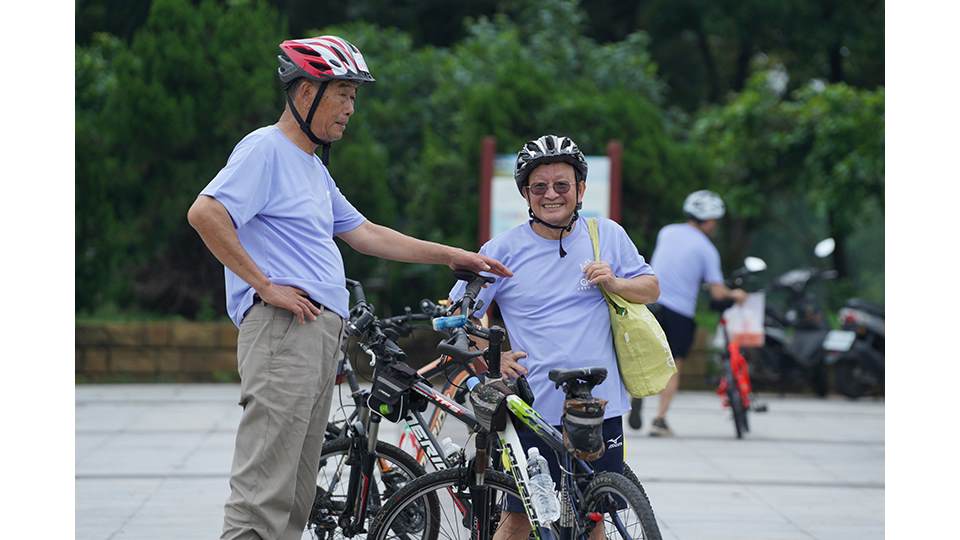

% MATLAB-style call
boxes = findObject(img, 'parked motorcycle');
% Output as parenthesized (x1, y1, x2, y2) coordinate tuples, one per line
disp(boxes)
(745, 238, 839, 397)
(829, 299, 885, 398)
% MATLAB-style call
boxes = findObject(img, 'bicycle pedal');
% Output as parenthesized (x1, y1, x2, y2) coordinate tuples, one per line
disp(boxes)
(310, 516, 338, 531)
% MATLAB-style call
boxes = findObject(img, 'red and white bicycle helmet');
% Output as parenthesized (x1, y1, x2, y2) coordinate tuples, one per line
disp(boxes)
(277, 36, 375, 164)
(278, 36, 375, 85)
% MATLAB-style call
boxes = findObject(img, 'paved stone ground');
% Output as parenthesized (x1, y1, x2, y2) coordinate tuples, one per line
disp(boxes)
(76, 384, 883, 539)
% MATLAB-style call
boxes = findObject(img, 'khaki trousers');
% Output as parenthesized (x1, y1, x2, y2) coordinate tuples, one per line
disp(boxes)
(221, 302, 345, 540)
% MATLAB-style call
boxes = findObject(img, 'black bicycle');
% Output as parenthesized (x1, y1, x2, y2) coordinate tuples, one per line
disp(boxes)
(305, 279, 488, 540)
(368, 272, 662, 540)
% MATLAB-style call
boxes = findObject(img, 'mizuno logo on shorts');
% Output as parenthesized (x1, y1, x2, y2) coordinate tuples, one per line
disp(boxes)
(607, 434, 624, 449)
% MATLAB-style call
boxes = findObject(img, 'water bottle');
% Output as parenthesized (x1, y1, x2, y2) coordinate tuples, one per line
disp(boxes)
(526, 447, 560, 525)
(440, 437, 461, 458)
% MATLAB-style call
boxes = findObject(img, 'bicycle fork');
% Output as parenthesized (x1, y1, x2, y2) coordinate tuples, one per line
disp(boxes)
(339, 415, 382, 536)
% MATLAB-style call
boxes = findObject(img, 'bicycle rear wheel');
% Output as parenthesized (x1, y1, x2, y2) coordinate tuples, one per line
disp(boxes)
(305, 437, 438, 540)
(726, 377, 747, 439)
(583, 472, 662, 540)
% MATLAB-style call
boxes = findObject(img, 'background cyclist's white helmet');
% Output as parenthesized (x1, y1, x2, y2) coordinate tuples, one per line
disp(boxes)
(683, 190, 726, 221)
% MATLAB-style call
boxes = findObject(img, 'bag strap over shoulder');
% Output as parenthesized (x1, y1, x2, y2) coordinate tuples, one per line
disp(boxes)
(587, 218, 602, 262)
(587, 219, 625, 314)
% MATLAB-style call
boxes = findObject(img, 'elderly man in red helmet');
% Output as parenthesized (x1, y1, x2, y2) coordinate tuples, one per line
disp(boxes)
(188, 36, 510, 540)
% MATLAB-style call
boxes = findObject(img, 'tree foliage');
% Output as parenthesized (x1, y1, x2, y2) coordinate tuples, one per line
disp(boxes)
(76, 0, 885, 319)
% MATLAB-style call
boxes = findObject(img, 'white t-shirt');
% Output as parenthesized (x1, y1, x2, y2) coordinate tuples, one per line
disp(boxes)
(650, 223, 724, 318)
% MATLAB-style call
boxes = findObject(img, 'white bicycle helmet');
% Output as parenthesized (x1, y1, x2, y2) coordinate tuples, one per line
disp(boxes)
(683, 190, 725, 221)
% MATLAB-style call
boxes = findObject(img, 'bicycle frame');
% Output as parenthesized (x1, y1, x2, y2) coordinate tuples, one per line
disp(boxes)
(333, 349, 485, 535)
(494, 394, 614, 540)
(716, 317, 753, 409)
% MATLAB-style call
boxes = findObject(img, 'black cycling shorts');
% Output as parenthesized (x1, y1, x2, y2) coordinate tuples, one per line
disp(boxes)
(651, 304, 697, 359)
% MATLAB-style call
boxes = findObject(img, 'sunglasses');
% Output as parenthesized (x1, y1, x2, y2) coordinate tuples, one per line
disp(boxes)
(525, 181, 575, 196)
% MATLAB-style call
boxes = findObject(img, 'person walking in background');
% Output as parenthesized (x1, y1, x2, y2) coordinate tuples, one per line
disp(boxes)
(187, 35, 510, 540)
(628, 190, 747, 437)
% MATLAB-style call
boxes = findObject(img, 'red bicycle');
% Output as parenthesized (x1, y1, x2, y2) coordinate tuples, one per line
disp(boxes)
(710, 258, 768, 439)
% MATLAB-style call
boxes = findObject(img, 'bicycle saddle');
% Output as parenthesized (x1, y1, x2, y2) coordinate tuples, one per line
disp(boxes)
(549, 368, 607, 389)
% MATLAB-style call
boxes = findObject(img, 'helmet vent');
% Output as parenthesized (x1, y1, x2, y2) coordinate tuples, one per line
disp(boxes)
(309, 61, 331, 72)
(294, 46, 321, 56)
(330, 46, 349, 64)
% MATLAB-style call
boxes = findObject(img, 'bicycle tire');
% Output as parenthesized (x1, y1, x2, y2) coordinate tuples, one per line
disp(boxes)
(727, 381, 746, 439)
(305, 437, 439, 540)
(369, 467, 522, 540)
(582, 472, 662, 540)
(620, 464, 660, 533)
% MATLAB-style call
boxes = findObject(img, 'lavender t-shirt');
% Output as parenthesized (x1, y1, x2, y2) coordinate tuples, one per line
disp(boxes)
(200, 125, 366, 326)
(650, 223, 724, 318)
(449, 217, 655, 425)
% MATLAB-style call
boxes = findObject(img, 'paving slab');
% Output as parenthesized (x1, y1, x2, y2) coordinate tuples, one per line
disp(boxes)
(76, 384, 884, 539)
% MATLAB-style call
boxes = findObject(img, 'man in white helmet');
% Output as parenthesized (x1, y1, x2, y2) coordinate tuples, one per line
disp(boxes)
(628, 190, 747, 437)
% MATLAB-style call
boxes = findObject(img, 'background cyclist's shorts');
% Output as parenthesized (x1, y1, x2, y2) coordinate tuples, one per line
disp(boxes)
(504, 416, 625, 513)
(651, 303, 697, 359)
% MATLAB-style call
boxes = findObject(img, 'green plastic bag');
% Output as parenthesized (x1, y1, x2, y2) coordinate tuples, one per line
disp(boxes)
(587, 219, 677, 398)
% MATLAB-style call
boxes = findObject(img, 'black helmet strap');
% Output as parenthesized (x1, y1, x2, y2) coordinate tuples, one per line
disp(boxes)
(526, 185, 583, 258)
(286, 80, 333, 165)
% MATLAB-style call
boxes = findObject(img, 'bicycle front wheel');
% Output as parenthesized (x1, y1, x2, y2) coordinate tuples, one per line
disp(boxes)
(305, 437, 438, 540)
(583, 472, 662, 540)
(369, 467, 522, 540)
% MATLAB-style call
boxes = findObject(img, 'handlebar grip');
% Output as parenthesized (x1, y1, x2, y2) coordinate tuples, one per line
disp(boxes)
(436, 329, 483, 360)
(420, 298, 439, 315)
(345, 278, 366, 304)
(432, 315, 467, 331)
(485, 326, 505, 380)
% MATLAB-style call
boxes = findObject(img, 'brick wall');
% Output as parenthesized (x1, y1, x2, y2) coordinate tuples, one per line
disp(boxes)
(76, 322, 240, 382)
(75, 322, 716, 387)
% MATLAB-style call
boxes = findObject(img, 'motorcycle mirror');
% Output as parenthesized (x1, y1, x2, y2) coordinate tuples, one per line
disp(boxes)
(744, 256, 767, 273)
(814, 238, 835, 258)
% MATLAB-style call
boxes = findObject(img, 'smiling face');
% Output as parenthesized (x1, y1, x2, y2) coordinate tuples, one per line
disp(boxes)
(303, 79, 357, 142)
(524, 162, 585, 227)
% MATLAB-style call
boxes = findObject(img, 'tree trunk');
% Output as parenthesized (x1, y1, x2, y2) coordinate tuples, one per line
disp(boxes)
(693, 21, 721, 102)
(822, 0, 846, 83)
(827, 208, 849, 279)
(725, 216, 751, 273)
(731, 35, 753, 92)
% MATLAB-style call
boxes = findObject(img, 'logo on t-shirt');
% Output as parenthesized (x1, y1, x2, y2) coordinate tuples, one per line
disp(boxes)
(577, 259, 598, 292)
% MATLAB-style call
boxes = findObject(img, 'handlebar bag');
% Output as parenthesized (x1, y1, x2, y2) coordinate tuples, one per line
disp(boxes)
(469, 379, 513, 432)
(587, 218, 677, 398)
(367, 361, 424, 423)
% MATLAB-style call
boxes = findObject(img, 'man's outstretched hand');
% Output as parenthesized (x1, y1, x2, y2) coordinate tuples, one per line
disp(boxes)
(447, 248, 512, 278)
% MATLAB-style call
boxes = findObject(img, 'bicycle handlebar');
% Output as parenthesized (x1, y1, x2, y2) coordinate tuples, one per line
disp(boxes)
(453, 270, 495, 316)
(345, 278, 365, 304)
